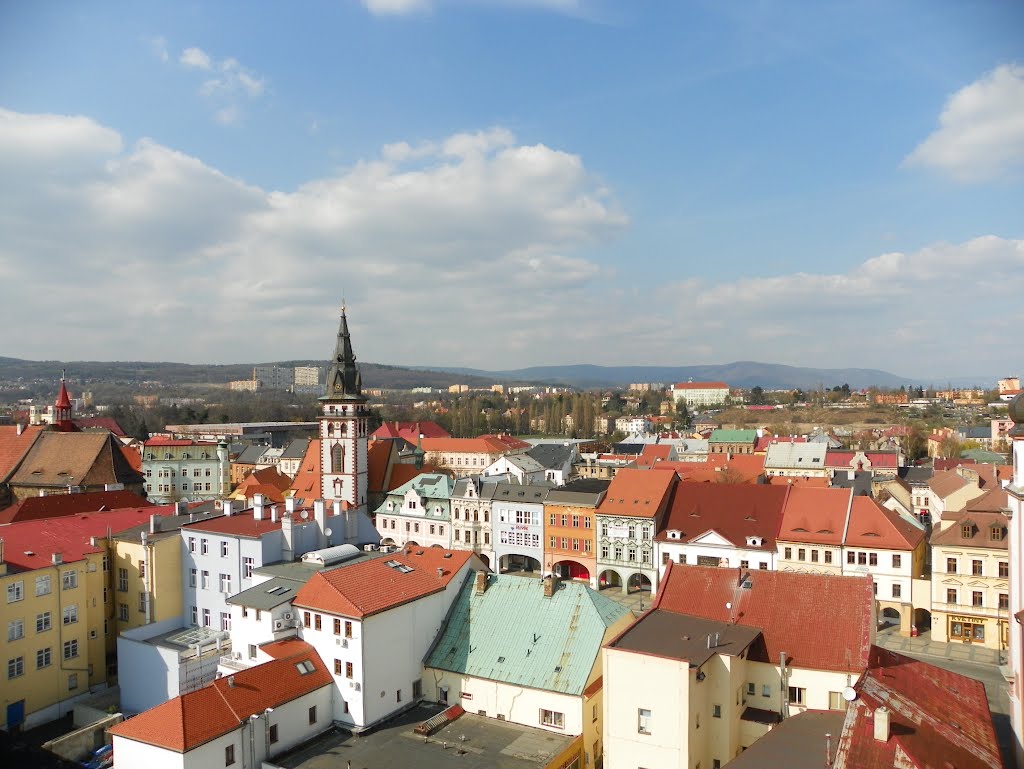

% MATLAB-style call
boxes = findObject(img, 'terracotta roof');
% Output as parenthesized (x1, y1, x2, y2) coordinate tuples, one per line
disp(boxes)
(420, 435, 529, 454)
(0, 490, 152, 524)
(287, 439, 322, 500)
(843, 497, 924, 551)
(370, 421, 450, 442)
(181, 507, 326, 538)
(755, 435, 806, 452)
(963, 486, 1010, 513)
(9, 431, 144, 488)
(834, 646, 1001, 769)
(930, 510, 1008, 549)
(766, 476, 830, 487)
(656, 482, 789, 548)
(0, 506, 162, 570)
(109, 640, 331, 752)
(72, 417, 127, 437)
(596, 468, 677, 519)
(825, 451, 900, 469)
(639, 444, 673, 460)
(653, 562, 874, 672)
(293, 547, 472, 618)
(366, 439, 393, 493)
(0, 425, 45, 481)
(777, 486, 852, 545)
(933, 458, 976, 471)
(927, 468, 971, 497)
(706, 452, 766, 479)
(233, 466, 291, 502)
(145, 437, 219, 447)
(672, 382, 729, 389)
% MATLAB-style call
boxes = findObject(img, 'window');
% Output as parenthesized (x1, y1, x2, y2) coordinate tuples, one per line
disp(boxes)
(308, 706, 317, 725)
(972, 591, 984, 607)
(829, 691, 847, 710)
(892, 583, 901, 598)
(68, 673, 78, 690)
(1000, 561, 1009, 578)
(762, 685, 771, 698)
(7, 619, 24, 641)
(946, 588, 958, 604)
(191, 606, 197, 625)
(346, 661, 353, 679)
(219, 573, 231, 593)
(784, 547, 792, 560)
(638, 708, 652, 734)
(334, 659, 343, 675)
(397, 689, 402, 703)
(315, 614, 322, 631)
(8, 580, 24, 603)
(540, 709, 564, 729)
(225, 744, 235, 766)
(868, 553, 878, 567)
(202, 571, 210, 589)
(824, 551, 833, 564)
(117, 568, 128, 592)
(810, 550, 818, 563)
(119, 603, 129, 621)
(947, 558, 957, 574)
(787, 686, 806, 706)
(63, 639, 79, 659)
(37, 647, 51, 669)
(190, 569, 197, 587)
(972, 560, 983, 576)
(303, 611, 311, 628)
(36, 612, 51, 633)
(243, 557, 254, 579)
(188, 537, 196, 553)
(220, 612, 231, 631)
(8, 656, 24, 679)
(712, 704, 722, 718)
(35, 575, 51, 596)
(269, 724, 278, 744)
(1000, 593, 1009, 610)
(221, 541, 229, 557)
(62, 605, 78, 625)
(798, 548, 805, 561)
(892, 554, 901, 569)
(961, 525, 972, 539)
(345, 621, 353, 638)
(991, 526, 1004, 541)
(858, 552, 867, 566)
(249, 644, 257, 659)
(333, 618, 341, 635)
(202, 608, 211, 627)
(846, 551, 855, 564)
(201, 539, 209, 555)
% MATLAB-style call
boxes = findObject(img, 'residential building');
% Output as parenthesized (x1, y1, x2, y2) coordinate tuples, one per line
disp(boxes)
(825, 449, 903, 478)
(374, 473, 454, 550)
(763, 441, 828, 478)
(231, 443, 271, 486)
(0, 424, 47, 511)
(708, 429, 758, 455)
(930, 487, 1010, 650)
(615, 416, 654, 435)
(543, 479, 609, 587)
(1004, 392, 1024, 765)
(603, 564, 874, 769)
(449, 476, 497, 569)
(425, 572, 632, 768)
(776, 487, 852, 575)
(253, 365, 293, 391)
(293, 365, 324, 388)
(927, 464, 1000, 522)
(525, 442, 578, 486)
(595, 468, 677, 594)
(277, 438, 311, 479)
(575, 453, 636, 480)
(671, 381, 731, 409)
(420, 435, 530, 478)
(656, 483, 789, 572)
(492, 481, 551, 573)
(142, 437, 230, 503)
(482, 453, 547, 484)
(370, 421, 450, 443)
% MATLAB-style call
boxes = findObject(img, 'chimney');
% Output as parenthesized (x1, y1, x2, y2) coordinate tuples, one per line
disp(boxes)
(175, 499, 188, 515)
(16, 423, 23, 436)
(227, 675, 236, 688)
(149, 514, 161, 534)
(873, 706, 890, 742)
(543, 574, 558, 598)
(52, 552, 63, 565)
(270, 505, 278, 523)
(285, 497, 296, 514)
(281, 513, 295, 563)
(223, 500, 234, 517)
(253, 494, 265, 520)
(314, 500, 327, 548)
(437, 567, 444, 579)
(474, 570, 488, 595)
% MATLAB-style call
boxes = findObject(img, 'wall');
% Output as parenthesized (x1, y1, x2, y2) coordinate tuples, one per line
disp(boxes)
(111, 736, 185, 769)
(41, 712, 122, 761)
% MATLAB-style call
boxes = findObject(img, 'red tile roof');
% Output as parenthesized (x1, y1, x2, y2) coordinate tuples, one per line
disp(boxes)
(234, 466, 292, 502)
(293, 547, 472, 618)
(0, 490, 152, 524)
(420, 435, 529, 454)
(826, 451, 899, 469)
(755, 435, 806, 452)
(640, 444, 672, 460)
(370, 421, 450, 442)
(287, 439, 322, 500)
(366, 439, 393, 493)
(0, 506, 165, 570)
(181, 506, 325, 538)
(654, 562, 874, 672)
(844, 497, 924, 551)
(656, 482, 789, 549)
(72, 417, 127, 437)
(0, 425, 45, 481)
(777, 486, 852, 545)
(766, 475, 830, 487)
(109, 640, 331, 752)
(835, 646, 1001, 769)
(597, 468, 677, 519)
(145, 437, 219, 447)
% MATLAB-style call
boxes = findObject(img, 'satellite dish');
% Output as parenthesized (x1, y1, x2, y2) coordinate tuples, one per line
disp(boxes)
(324, 528, 333, 537)
(300, 510, 309, 520)
(842, 687, 858, 702)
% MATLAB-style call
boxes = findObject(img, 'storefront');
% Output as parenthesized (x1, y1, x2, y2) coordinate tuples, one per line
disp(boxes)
(948, 614, 987, 643)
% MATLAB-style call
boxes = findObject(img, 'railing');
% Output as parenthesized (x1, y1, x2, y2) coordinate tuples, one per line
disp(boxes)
(219, 655, 252, 671)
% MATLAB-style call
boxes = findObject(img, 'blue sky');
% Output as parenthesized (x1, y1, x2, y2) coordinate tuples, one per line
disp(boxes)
(0, 0, 1022, 380)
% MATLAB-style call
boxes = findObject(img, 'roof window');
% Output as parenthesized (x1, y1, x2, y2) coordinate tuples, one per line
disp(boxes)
(295, 660, 315, 675)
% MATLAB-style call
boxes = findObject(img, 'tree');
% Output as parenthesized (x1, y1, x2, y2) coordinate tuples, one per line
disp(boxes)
(937, 435, 963, 459)
(749, 386, 766, 406)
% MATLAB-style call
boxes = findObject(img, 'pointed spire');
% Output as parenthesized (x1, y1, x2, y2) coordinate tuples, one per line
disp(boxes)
(54, 371, 74, 431)
(321, 305, 365, 402)
(55, 373, 72, 410)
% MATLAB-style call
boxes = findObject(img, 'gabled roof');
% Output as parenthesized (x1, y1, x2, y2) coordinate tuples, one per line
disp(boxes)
(287, 439, 321, 500)
(72, 417, 127, 437)
(672, 381, 729, 390)
(764, 442, 828, 469)
(279, 438, 311, 460)
(826, 451, 900, 469)
(293, 547, 472, 618)
(777, 486, 852, 545)
(930, 509, 1008, 550)
(0, 425, 45, 482)
(425, 574, 628, 696)
(370, 421, 450, 442)
(234, 466, 291, 498)
(0, 490, 152, 525)
(0, 506, 159, 571)
(234, 444, 270, 465)
(366, 439, 394, 493)
(377, 473, 454, 509)
(654, 563, 874, 673)
(420, 436, 525, 455)
(834, 646, 1001, 769)
(656, 482, 789, 549)
(10, 431, 144, 488)
(108, 641, 331, 752)
(525, 443, 574, 469)
(755, 435, 807, 452)
(597, 468, 676, 519)
(843, 497, 924, 551)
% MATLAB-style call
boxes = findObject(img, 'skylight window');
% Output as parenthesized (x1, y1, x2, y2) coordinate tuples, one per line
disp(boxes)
(295, 660, 315, 675)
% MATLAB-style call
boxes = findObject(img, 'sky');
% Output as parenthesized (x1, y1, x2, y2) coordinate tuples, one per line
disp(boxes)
(0, 0, 1022, 381)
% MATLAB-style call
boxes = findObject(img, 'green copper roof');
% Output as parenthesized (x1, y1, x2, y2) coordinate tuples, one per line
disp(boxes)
(709, 429, 758, 443)
(425, 574, 629, 696)
(374, 472, 454, 516)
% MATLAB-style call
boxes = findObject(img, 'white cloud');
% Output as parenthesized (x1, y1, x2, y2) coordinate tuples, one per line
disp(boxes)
(179, 46, 212, 70)
(362, 0, 431, 14)
(905, 63, 1024, 182)
(148, 36, 169, 63)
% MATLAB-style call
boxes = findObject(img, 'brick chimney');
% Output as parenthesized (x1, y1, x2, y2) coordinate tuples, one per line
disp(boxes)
(873, 706, 890, 742)
(543, 574, 558, 598)
(474, 570, 488, 595)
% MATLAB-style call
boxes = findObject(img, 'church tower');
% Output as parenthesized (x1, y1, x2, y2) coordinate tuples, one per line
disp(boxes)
(318, 307, 369, 511)
(54, 371, 74, 432)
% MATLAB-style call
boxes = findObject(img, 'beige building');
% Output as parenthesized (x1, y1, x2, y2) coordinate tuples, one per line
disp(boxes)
(420, 435, 530, 478)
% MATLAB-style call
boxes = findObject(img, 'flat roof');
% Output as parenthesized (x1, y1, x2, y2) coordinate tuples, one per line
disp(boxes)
(609, 610, 761, 668)
(724, 710, 845, 769)
(274, 705, 576, 769)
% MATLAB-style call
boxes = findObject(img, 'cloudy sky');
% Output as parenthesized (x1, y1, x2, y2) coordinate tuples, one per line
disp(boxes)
(1, 1, 1022, 380)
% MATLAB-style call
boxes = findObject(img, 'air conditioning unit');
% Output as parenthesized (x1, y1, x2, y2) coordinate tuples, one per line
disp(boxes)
(274, 620, 285, 631)
(350, 682, 361, 691)
(283, 612, 293, 621)
(336, 637, 349, 647)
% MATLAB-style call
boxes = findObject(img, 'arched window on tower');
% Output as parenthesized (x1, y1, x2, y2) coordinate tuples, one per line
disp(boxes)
(339, 422, 347, 436)
(332, 443, 344, 473)
(326, 423, 333, 437)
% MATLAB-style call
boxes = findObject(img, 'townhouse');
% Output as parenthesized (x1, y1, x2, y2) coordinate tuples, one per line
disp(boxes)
(825, 449, 903, 478)
(142, 437, 230, 503)
(492, 481, 551, 574)
(373, 472, 454, 550)
(482, 452, 547, 484)
(708, 429, 758, 455)
(595, 468, 677, 594)
(449, 476, 497, 570)
(603, 564, 874, 769)
(775, 486, 852, 575)
(542, 478, 609, 586)
(763, 442, 828, 479)
(420, 435, 530, 478)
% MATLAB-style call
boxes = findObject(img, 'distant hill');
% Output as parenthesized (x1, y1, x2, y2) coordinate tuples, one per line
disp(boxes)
(420, 361, 919, 390)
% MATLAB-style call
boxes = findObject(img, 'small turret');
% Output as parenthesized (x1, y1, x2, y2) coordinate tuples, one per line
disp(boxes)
(53, 371, 74, 432)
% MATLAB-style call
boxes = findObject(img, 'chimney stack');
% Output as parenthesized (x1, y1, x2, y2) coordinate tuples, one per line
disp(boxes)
(285, 497, 296, 514)
(543, 574, 558, 598)
(270, 505, 278, 523)
(149, 514, 161, 534)
(16, 423, 23, 436)
(253, 494, 265, 520)
(227, 675, 235, 688)
(437, 567, 444, 579)
(474, 570, 488, 595)
(52, 552, 63, 565)
(314, 500, 327, 548)
(223, 500, 234, 517)
(873, 706, 890, 743)
(281, 513, 295, 563)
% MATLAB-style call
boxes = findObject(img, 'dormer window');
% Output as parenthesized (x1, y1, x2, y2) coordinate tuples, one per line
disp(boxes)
(961, 524, 973, 539)
(991, 526, 1004, 541)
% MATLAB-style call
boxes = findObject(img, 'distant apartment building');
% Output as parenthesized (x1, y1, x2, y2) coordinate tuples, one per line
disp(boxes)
(253, 366, 293, 391)
(293, 366, 323, 387)
(670, 381, 730, 408)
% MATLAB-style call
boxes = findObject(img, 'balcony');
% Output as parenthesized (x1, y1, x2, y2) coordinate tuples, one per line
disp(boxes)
(219, 654, 254, 672)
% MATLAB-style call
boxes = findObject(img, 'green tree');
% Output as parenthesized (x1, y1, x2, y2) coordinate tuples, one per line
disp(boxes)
(749, 386, 767, 406)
